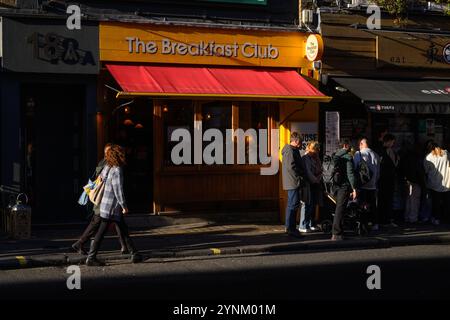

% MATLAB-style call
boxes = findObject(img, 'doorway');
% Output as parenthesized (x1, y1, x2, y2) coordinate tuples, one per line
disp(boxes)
(22, 83, 85, 222)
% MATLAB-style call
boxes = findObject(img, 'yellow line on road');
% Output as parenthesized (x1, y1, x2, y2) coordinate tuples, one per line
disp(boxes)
(16, 256, 27, 266)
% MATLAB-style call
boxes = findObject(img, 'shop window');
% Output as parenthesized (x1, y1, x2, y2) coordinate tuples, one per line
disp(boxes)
(163, 100, 195, 166)
(239, 101, 270, 163)
(201, 101, 232, 164)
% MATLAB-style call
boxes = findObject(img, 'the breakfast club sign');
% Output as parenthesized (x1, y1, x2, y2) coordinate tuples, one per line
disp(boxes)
(126, 37, 279, 59)
(100, 22, 315, 68)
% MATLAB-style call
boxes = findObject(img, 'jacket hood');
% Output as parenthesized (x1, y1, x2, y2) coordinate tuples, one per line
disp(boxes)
(335, 149, 348, 157)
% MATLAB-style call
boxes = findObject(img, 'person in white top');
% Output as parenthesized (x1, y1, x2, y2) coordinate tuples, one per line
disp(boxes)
(423, 141, 450, 225)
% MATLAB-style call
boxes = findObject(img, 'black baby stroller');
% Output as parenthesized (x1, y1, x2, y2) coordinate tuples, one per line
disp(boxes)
(319, 171, 371, 236)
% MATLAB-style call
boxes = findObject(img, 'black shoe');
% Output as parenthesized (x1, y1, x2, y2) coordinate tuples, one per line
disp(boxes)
(85, 258, 105, 267)
(72, 242, 87, 255)
(131, 253, 143, 263)
(121, 248, 130, 255)
(287, 230, 303, 239)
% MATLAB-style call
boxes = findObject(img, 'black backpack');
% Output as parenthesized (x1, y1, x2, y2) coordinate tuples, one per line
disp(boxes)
(356, 152, 373, 186)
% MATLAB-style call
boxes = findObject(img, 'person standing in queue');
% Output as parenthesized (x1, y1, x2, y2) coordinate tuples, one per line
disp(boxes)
(331, 139, 357, 241)
(281, 132, 305, 238)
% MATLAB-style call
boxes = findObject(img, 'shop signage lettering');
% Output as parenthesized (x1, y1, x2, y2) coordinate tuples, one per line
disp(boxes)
(368, 105, 395, 112)
(444, 43, 450, 64)
(126, 37, 279, 59)
(27, 32, 96, 66)
(305, 34, 323, 62)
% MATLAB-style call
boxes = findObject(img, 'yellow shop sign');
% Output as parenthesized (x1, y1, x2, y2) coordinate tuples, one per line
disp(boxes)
(100, 22, 315, 68)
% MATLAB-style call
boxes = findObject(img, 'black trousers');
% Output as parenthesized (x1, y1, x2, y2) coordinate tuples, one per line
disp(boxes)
(358, 189, 378, 225)
(332, 187, 350, 236)
(430, 190, 450, 222)
(77, 214, 127, 250)
(378, 179, 394, 224)
(87, 216, 137, 260)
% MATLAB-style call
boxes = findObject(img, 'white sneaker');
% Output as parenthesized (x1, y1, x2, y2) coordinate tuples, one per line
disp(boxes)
(432, 218, 440, 226)
(310, 226, 318, 231)
(298, 228, 310, 233)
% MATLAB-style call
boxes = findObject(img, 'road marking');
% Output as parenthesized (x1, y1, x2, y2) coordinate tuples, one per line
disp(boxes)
(211, 248, 221, 255)
(16, 256, 27, 266)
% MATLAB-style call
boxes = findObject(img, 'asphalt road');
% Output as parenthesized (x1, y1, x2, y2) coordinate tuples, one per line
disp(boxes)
(1, 244, 450, 301)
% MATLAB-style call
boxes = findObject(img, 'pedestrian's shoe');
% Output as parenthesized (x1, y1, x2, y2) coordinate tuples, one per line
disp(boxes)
(331, 234, 344, 241)
(121, 247, 130, 255)
(287, 230, 303, 239)
(72, 242, 87, 256)
(310, 226, 319, 232)
(298, 228, 310, 233)
(131, 253, 143, 263)
(431, 218, 440, 226)
(85, 257, 105, 267)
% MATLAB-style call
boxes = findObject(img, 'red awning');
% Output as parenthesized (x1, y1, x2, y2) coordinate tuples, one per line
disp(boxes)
(106, 64, 331, 101)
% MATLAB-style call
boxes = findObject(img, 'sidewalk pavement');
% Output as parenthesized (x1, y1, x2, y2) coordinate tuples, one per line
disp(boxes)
(1, 213, 450, 270)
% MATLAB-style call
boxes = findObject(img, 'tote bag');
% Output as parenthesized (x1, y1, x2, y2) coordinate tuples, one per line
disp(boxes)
(88, 167, 110, 206)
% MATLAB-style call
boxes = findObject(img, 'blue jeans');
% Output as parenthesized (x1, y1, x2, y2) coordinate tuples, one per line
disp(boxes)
(300, 201, 316, 230)
(285, 188, 301, 231)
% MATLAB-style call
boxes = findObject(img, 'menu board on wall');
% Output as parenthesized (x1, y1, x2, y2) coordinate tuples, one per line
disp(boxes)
(325, 111, 340, 157)
(290, 122, 319, 154)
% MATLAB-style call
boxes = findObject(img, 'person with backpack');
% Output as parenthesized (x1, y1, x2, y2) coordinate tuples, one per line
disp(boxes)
(72, 143, 129, 255)
(354, 138, 380, 231)
(331, 139, 357, 241)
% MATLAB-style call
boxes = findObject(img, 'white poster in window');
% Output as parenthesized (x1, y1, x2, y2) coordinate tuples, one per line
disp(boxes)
(290, 122, 318, 153)
(325, 111, 340, 157)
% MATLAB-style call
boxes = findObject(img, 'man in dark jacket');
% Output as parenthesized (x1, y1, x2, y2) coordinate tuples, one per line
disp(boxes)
(331, 139, 357, 240)
(281, 132, 305, 238)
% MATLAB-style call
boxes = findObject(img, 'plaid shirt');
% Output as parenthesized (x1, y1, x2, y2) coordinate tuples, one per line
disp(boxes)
(99, 165, 127, 221)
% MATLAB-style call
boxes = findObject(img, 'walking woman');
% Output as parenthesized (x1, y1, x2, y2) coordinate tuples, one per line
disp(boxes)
(299, 141, 324, 232)
(424, 141, 450, 225)
(86, 144, 141, 266)
(72, 143, 129, 255)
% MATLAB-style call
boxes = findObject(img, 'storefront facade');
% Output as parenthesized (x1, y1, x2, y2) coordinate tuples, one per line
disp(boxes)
(98, 22, 330, 217)
(319, 11, 450, 158)
(0, 17, 99, 222)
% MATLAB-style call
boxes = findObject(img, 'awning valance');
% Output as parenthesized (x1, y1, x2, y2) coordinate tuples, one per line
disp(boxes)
(106, 64, 331, 102)
(332, 77, 450, 114)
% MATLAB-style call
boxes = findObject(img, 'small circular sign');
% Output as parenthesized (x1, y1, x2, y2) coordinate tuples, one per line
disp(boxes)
(444, 43, 450, 64)
(305, 34, 324, 62)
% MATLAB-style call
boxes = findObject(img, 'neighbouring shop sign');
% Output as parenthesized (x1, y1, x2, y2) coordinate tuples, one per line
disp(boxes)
(377, 34, 450, 69)
(100, 22, 313, 68)
(1, 18, 99, 74)
(289, 122, 318, 152)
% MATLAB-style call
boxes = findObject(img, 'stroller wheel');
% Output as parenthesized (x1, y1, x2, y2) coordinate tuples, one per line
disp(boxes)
(321, 220, 333, 234)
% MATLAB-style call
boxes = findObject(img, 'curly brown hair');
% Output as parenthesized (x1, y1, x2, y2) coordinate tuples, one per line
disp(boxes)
(105, 144, 126, 167)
